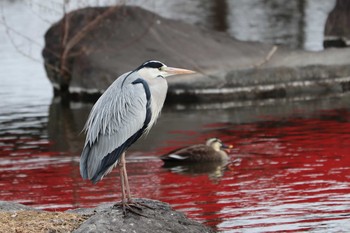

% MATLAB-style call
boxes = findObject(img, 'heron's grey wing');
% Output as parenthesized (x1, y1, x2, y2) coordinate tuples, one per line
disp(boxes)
(80, 74, 151, 183)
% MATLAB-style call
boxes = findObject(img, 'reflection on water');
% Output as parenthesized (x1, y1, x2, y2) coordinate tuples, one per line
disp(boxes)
(162, 160, 230, 182)
(1, 94, 350, 232)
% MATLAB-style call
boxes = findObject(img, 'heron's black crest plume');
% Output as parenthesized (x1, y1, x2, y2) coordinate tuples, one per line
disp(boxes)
(137, 60, 165, 70)
(122, 60, 165, 87)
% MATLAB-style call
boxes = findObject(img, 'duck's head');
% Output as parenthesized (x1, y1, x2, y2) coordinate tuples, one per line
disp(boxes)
(206, 138, 233, 152)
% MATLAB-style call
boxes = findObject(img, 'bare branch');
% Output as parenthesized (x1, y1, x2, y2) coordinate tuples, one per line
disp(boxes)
(1, 19, 62, 74)
(0, 2, 65, 75)
(253, 45, 278, 68)
(62, 1, 70, 47)
(0, 2, 63, 59)
(63, 5, 119, 53)
(58, 5, 120, 82)
(26, 3, 59, 25)
(25, 1, 63, 15)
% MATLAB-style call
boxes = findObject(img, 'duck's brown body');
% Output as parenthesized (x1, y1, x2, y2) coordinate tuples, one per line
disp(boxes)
(161, 138, 231, 163)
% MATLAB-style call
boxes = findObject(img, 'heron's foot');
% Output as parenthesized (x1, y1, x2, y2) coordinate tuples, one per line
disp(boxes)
(130, 200, 155, 210)
(123, 202, 146, 217)
(114, 200, 149, 217)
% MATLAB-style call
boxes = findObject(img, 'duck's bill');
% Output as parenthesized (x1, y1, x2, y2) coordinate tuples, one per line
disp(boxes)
(222, 144, 234, 153)
(222, 144, 233, 149)
(164, 67, 196, 75)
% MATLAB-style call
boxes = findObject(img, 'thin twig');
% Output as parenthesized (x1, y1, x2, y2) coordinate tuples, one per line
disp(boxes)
(63, 6, 119, 54)
(0, 8, 60, 59)
(59, 1, 70, 79)
(26, 3, 59, 25)
(62, 1, 70, 47)
(252, 45, 278, 68)
(0, 3, 66, 74)
(59, 5, 120, 82)
(25, 1, 63, 15)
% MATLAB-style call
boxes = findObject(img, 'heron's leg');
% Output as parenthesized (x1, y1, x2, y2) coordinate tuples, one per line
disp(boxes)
(121, 153, 154, 210)
(118, 157, 127, 211)
(120, 152, 132, 202)
(118, 157, 127, 215)
(118, 153, 141, 213)
(115, 152, 152, 216)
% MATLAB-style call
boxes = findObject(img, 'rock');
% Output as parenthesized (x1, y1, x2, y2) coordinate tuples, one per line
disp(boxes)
(72, 198, 214, 233)
(0, 199, 214, 233)
(42, 6, 350, 103)
(42, 5, 272, 100)
(0, 201, 36, 212)
(326, 0, 350, 40)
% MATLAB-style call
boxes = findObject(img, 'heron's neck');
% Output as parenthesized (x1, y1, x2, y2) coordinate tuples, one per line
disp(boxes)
(147, 77, 168, 130)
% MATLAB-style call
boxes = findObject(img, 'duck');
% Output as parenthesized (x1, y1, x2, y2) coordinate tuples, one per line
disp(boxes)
(161, 138, 233, 163)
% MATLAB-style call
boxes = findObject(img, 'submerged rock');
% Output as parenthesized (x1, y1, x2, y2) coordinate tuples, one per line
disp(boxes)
(0, 199, 214, 233)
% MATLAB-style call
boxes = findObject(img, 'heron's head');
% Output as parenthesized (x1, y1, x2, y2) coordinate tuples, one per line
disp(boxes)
(206, 138, 233, 152)
(136, 60, 195, 80)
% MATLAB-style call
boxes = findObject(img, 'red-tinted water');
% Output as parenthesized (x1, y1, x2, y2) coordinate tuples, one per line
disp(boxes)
(1, 107, 350, 232)
(1, 3, 350, 231)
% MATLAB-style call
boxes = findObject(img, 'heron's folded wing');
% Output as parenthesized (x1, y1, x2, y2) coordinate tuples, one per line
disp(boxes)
(80, 76, 149, 181)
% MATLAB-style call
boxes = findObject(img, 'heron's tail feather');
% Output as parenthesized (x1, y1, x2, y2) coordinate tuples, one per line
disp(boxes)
(80, 124, 147, 183)
(80, 144, 91, 179)
(90, 146, 125, 183)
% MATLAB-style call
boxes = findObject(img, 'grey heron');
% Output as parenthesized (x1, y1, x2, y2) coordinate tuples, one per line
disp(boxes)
(161, 138, 233, 163)
(80, 60, 195, 214)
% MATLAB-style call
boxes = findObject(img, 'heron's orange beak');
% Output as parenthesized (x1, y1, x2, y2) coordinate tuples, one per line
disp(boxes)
(164, 67, 196, 76)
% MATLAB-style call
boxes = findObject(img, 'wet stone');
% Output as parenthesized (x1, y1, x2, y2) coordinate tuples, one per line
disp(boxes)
(73, 198, 214, 233)
(0, 199, 214, 233)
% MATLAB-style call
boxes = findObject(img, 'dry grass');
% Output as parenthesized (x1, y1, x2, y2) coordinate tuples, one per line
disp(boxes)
(0, 211, 89, 233)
